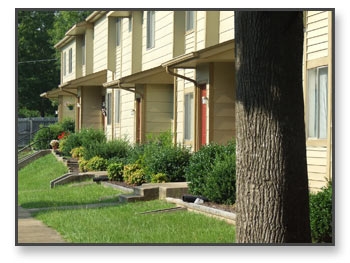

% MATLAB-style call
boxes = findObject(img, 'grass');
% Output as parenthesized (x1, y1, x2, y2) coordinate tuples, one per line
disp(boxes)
(34, 200, 236, 243)
(18, 154, 126, 208)
(18, 154, 236, 243)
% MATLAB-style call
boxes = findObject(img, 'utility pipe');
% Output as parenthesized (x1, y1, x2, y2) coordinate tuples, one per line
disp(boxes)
(165, 66, 199, 151)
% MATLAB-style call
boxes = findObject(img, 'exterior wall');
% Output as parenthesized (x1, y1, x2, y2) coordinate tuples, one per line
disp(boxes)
(307, 146, 328, 193)
(144, 84, 173, 137)
(117, 90, 135, 142)
(219, 11, 234, 43)
(80, 86, 103, 130)
(212, 62, 235, 144)
(305, 11, 329, 61)
(142, 11, 174, 71)
(304, 11, 332, 192)
(93, 15, 109, 73)
(58, 95, 76, 122)
(61, 40, 76, 83)
(196, 11, 206, 50)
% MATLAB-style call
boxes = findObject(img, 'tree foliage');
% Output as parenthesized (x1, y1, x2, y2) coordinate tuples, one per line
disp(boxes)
(17, 10, 92, 117)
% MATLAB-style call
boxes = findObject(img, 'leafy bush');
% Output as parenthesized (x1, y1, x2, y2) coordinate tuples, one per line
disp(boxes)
(151, 173, 169, 183)
(123, 163, 146, 186)
(309, 181, 333, 243)
(70, 146, 85, 159)
(185, 141, 236, 204)
(85, 156, 108, 171)
(83, 139, 131, 160)
(59, 128, 106, 156)
(32, 122, 64, 150)
(107, 162, 124, 181)
(60, 118, 75, 133)
(205, 154, 236, 204)
(141, 131, 190, 182)
(78, 158, 89, 172)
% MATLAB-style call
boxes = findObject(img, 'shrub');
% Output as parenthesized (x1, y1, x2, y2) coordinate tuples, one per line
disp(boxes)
(123, 163, 146, 186)
(204, 154, 236, 204)
(140, 131, 190, 182)
(33, 123, 64, 150)
(107, 162, 124, 181)
(78, 158, 89, 172)
(60, 118, 75, 133)
(83, 138, 131, 160)
(151, 173, 169, 183)
(309, 181, 333, 243)
(85, 156, 108, 171)
(185, 140, 236, 204)
(144, 145, 190, 182)
(59, 128, 106, 156)
(70, 146, 85, 159)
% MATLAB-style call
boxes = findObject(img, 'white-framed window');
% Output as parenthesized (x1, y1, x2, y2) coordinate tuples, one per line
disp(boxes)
(184, 93, 194, 140)
(116, 17, 122, 46)
(106, 92, 112, 125)
(146, 11, 155, 49)
(63, 51, 66, 76)
(82, 36, 85, 65)
(68, 48, 72, 73)
(115, 89, 121, 124)
(185, 11, 195, 31)
(307, 66, 328, 139)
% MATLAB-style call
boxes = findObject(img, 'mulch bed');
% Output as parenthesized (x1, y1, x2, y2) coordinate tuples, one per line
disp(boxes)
(107, 180, 236, 213)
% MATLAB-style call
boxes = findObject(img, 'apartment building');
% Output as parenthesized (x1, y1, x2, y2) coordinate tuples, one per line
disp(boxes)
(41, 10, 333, 191)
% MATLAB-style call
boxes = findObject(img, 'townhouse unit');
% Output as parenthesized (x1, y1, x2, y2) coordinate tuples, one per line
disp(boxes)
(41, 10, 333, 192)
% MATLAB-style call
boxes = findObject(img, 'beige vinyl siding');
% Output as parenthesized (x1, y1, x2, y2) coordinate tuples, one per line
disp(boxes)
(144, 85, 173, 137)
(115, 17, 133, 79)
(307, 146, 328, 192)
(81, 86, 103, 130)
(212, 62, 235, 144)
(118, 91, 135, 142)
(185, 31, 195, 53)
(142, 11, 174, 71)
(121, 18, 132, 77)
(62, 41, 76, 83)
(196, 11, 206, 50)
(219, 11, 234, 43)
(93, 16, 109, 72)
(59, 95, 76, 122)
(306, 11, 329, 61)
(175, 78, 184, 144)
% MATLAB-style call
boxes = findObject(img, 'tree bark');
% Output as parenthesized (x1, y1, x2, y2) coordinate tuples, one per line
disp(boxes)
(235, 11, 311, 243)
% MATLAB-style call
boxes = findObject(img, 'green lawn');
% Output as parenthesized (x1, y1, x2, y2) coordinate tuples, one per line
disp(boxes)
(18, 154, 236, 244)
(18, 154, 126, 208)
(34, 200, 235, 243)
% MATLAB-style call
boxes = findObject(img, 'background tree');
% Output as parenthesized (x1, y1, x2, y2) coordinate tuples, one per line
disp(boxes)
(17, 10, 92, 117)
(234, 11, 311, 243)
(17, 10, 57, 117)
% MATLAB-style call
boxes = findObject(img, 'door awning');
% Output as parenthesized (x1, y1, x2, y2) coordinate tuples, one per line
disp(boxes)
(59, 70, 108, 89)
(40, 88, 77, 99)
(162, 39, 235, 69)
(103, 66, 173, 89)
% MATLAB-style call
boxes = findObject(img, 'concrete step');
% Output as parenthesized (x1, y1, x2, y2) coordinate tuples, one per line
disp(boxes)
(119, 193, 144, 203)
(119, 182, 189, 203)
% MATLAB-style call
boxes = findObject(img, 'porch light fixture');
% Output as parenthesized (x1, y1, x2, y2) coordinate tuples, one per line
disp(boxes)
(202, 96, 209, 105)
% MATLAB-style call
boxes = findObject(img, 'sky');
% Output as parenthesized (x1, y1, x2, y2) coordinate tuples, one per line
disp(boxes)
(5, 0, 348, 262)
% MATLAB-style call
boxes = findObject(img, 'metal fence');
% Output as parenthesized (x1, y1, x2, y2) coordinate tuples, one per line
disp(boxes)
(17, 117, 58, 147)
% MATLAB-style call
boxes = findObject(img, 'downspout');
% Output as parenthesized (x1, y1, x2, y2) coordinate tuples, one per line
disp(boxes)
(165, 66, 199, 151)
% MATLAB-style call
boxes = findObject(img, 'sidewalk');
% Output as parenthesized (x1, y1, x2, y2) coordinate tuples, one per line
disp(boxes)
(17, 206, 66, 244)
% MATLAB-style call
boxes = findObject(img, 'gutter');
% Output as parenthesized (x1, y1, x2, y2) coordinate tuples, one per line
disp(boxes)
(164, 65, 199, 151)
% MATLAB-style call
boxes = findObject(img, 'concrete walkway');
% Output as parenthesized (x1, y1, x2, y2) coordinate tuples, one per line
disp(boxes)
(17, 206, 66, 244)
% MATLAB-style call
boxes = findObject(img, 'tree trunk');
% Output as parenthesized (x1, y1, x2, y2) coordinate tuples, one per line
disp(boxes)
(235, 11, 311, 243)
